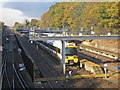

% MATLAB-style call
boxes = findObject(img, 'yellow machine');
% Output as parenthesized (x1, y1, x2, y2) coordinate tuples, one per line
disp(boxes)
(65, 43, 79, 65)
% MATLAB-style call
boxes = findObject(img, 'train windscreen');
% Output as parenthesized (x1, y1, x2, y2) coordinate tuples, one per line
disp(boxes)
(65, 48, 77, 56)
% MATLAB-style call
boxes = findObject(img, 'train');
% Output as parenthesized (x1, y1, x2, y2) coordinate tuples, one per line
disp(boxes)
(44, 40, 79, 65)
(65, 44, 79, 65)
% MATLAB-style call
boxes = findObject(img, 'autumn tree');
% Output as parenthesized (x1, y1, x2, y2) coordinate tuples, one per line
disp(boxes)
(13, 22, 23, 29)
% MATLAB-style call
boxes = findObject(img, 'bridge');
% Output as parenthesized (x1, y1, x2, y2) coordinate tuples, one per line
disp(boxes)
(22, 29, 119, 74)
(30, 35, 120, 40)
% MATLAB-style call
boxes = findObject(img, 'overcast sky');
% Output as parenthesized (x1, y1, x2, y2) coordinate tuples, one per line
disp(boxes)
(0, 0, 69, 26)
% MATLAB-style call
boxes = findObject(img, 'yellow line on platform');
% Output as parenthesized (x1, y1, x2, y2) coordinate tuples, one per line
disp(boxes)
(36, 73, 118, 82)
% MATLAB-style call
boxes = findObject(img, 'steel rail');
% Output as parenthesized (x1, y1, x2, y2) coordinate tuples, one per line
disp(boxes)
(78, 50, 119, 78)
(31, 43, 62, 88)
(44, 64, 67, 89)
(1, 61, 6, 88)
(12, 64, 30, 89)
(78, 47, 117, 60)
(66, 66, 102, 88)
(67, 66, 118, 88)
(17, 35, 53, 88)
(86, 71, 119, 88)
(13, 65, 30, 89)
(2, 52, 12, 89)
(1, 53, 7, 81)
(4, 59, 12, 89)
(38, 67, 53, 88)
(77, 52, 119, 88)
(23, 34, 65, 88)
(78, 51, 116, 63)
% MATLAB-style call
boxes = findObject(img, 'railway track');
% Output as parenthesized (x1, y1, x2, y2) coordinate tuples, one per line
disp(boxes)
(66, 66, 119, 88)
(30, 46, 67, 88)
(78, 49, 117, 62)
(16, 33, 119, 88)
(78, 50, 119, 80)
(78, 49, 118, 71)
(13, 64, 30, 89)
(1, 53, 7, 85)
(2, 32, 30, 89)
(68, 48, 119, 88)
(64, 44, 119, 88)
(36, 64, 67, 88)
(16, 34, 67, 88)
(78, 50, 119, 75)
(2, 51, 30, 89)
(44, 63, 67, 88)
(78, 44, 118, 60)
(2, 53, 12, 89)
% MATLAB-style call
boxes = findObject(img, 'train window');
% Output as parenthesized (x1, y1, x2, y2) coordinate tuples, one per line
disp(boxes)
(65, 48, 77, 56)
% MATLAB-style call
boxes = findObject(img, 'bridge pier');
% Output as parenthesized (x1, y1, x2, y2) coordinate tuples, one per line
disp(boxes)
(62, 40, 65, 74)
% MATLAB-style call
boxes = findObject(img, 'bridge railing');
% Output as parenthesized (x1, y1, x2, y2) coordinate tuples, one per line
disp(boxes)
(28, 28, 120, 38)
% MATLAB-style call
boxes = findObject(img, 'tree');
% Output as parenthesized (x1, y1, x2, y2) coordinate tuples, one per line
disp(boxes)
(13, 22, 23, 29)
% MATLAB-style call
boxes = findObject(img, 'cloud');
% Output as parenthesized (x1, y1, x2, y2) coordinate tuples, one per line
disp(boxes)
(0, 0, 69, 2)
(0, 0, 69, 26)
(3, 2, 55, 19)
(0, 2, 33, 26)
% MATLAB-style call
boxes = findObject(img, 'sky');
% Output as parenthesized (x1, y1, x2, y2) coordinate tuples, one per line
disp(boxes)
(0, 0, 69, 26)
(0, 0, 118, 26)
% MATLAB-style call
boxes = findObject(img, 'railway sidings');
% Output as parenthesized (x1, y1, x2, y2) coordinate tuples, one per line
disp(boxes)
(1, 28, 119, 89)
